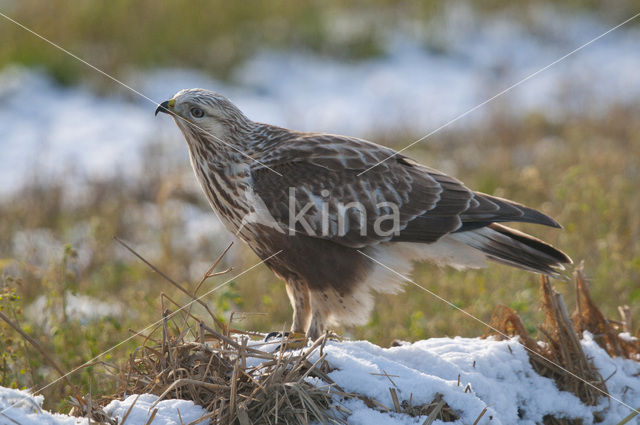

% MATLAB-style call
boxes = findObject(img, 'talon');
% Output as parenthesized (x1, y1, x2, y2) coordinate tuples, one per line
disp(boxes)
(265, 331, 308, 351)
(264, 331, 289, 342)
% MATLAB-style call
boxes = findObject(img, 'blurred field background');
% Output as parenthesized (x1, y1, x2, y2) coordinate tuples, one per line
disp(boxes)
(1, 0, 639, 410)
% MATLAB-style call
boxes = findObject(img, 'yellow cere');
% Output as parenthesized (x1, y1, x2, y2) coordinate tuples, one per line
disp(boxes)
(168, 98, 176, 108)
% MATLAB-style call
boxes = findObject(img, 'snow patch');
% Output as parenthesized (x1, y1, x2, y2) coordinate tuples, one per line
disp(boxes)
(1, 335, 640, 424)
(319, 337, 592, 424)
(25, 293, 124, 325)
(2, 11, 640, 196)
(0, 387, 89, 425)
(103, 394, 209, 425)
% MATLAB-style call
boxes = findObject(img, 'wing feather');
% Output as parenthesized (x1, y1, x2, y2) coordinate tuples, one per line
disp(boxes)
(251, 131, 560, 249)
(251, 133, 469, 247)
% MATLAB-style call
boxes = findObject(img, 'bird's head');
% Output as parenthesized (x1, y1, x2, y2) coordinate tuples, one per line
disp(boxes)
(155, 88, 251, 149)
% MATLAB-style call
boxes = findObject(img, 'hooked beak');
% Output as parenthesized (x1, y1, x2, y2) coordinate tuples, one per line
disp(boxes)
(155, 98, 175, 116)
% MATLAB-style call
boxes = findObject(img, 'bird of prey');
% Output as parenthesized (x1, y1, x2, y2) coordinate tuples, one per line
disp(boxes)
(155, 89, 571, 340)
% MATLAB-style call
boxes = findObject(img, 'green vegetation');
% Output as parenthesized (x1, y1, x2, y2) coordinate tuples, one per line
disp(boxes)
(1, 0, 637, 85)
(2, 105, 639, 409)
(0, 0, 394, 85)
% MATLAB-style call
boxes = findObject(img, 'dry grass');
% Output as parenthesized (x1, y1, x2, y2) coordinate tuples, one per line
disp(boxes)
(4, 244, 639, 423)
(112, 326, 343, 424)
(61, 244, 349, 425)
(85, 260, 637, 424)
(572, 265, 640, 360)
(83, 242, 458, 424)
(61, 243, 462, 424)
(487, 265, 640, 424)
(89, 303, 463, 424)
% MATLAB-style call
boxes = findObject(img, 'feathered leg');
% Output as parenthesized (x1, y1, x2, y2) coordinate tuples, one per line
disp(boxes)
(307, 293, 327, 340)
(285, 280, 311, 333)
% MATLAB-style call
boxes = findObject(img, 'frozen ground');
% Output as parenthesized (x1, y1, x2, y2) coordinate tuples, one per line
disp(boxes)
(0, 387, 208, 425)
(1, 9, 640, 195)
(1, 334, 639, 425)
(316, 334, 640, 424)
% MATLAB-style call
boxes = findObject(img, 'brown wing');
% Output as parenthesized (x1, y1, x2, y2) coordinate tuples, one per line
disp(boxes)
(251, 132, 560, 248)
(250, 134, 469, 248)
(396, 186, 561, 243)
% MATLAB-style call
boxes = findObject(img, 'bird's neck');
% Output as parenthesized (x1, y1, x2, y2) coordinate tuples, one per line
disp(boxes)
(186, 141, 255, 233)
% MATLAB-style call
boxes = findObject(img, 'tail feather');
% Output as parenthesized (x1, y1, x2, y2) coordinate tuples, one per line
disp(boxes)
(460, 193, 563, 229)
(452, 223, 572, 276)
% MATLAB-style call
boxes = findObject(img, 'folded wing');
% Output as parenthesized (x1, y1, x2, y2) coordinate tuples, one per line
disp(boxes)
(251, 132, 571, 275)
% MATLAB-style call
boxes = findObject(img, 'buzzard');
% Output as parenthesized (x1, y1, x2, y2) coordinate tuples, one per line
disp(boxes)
(156, 89, 571, 340)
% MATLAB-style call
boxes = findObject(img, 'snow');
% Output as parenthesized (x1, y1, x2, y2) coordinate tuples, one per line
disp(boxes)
(319, 338, 592, 424)
(103, 394, 209, 425)
(0, 67, 162, 195)
(2, 335, 639, 425)
(0, 388, 209, 425)
(2, 9, 640, 195)
(25, 293, 124, 325)
(0, 387, 89, 425)
(312, 336, 640, 424)
(618, 332, 638, 343)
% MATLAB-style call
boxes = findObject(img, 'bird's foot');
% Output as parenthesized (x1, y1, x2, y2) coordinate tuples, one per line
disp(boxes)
(264, 331, 288, 341)
(264, 331, 308, 351)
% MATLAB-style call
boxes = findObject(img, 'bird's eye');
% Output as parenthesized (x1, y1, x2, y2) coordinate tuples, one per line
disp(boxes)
(190, 107, 204, 118)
